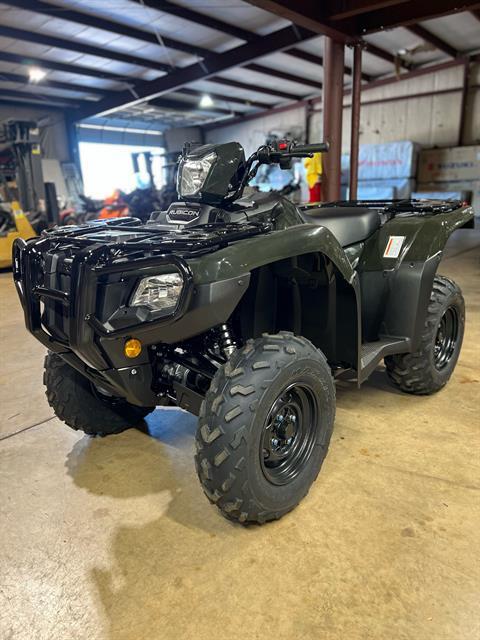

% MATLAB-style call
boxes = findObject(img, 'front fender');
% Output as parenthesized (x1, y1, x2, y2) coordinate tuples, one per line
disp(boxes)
(188, 224, 362, 368)
(188, 224, 357, 285)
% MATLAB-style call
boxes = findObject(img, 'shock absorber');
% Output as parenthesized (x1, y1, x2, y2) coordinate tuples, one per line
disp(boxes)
(217, 323, 237, 358)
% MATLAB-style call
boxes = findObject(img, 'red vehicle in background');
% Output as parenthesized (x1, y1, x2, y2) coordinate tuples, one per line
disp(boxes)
(98, 189, 129, 220)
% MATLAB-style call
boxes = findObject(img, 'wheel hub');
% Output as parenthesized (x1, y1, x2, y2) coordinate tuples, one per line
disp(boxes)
(261, 383, 318, 485)
(434, 306, 459, 370)
(274, 410, 297, 441)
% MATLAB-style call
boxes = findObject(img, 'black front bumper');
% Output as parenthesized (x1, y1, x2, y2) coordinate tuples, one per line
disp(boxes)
(13, 233, 249, 406)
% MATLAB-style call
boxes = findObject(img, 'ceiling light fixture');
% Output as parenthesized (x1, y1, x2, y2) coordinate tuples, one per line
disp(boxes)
(29, 67, 47, 83)
(199, 94, 214, 109)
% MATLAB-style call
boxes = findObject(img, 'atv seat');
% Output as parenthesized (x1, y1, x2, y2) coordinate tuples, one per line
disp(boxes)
(299, 206, 381, 247)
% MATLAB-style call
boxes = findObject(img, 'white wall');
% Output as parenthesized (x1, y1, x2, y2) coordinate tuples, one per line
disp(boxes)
(205, 63, 480, 152)
(205, 105, 307, 155)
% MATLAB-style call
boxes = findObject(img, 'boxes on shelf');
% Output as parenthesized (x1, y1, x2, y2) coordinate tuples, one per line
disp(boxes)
(342, 140, 420, 184)
(418, 145, 480, 183)
(342, 140, 419, 200)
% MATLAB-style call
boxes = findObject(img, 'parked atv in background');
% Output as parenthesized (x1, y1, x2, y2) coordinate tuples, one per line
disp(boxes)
(13, 138, 474, 525)
(97, 189, 129, 220)
(95, 187, 161, 222)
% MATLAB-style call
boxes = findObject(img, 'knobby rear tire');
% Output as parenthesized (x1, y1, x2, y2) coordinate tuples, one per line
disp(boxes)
(385, 275, 465, 395)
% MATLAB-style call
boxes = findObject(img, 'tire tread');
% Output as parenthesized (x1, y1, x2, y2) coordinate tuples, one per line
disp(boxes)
(385, 275, 464, 395)
(195, 331, 335, 525)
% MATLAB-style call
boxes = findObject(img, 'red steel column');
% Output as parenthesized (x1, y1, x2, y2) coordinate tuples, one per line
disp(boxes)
(349, 44, 362, 200)
(322, 37, 345, 201)
(458, 59, 470, 146)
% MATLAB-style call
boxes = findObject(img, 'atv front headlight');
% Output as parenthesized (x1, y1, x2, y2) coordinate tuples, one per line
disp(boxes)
(178, 151, 217, 197)
(131, 272, 183, 314)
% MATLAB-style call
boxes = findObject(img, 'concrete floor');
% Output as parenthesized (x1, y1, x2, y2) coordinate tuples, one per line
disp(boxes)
(0, 229, 479, 640)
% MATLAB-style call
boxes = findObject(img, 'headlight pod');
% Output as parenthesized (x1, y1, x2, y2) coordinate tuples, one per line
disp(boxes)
(178, 151, 216, 197)
(131, 271, 183, 314)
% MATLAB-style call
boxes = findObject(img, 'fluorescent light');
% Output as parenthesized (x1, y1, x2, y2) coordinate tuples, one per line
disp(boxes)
(199, 94, 214, 109)
(29, 67, 47, 83)
(79, 123, 163, 136)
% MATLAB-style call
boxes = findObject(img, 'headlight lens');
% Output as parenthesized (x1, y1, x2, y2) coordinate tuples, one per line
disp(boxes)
(178, 151, 216, 197)
(131, 272, 183, 314)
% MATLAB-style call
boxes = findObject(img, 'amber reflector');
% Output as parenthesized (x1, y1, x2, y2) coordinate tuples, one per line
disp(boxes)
(124, 338, 142, 358)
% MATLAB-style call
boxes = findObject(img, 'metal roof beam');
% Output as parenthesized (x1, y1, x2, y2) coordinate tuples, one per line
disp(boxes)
(357, 0, 480, 33)
(287, 48, 372, 81)
(0, 25, 170, 73)
(74, 25, 314, 119)
(244, 63, 323, 90)
(244, 1, 354, 40)
(0, 98, 65, 111)
(0, 89, 87, 106)
(326, 0, 410, 20)
(207, 76, 300, 102)
(363, 42, 410, 69)
(245, 0, 471, 68)
(0, 51, 132, 83)
(286, 48, 325, 66)
(0, 71, 110, 95)
(406, 24, 459, 58)
(148, 96, 236, 116)
(3, 0, 210, 58)
(248, 0, 480, 35)
(178, 88, 268, 109)
(136, 0, 254, 42)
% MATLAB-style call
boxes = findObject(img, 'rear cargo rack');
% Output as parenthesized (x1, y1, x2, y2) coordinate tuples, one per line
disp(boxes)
(321, 199, 464, 216)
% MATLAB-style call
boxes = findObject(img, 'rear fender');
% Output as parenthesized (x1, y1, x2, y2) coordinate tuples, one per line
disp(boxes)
(360, 205, 474, 349)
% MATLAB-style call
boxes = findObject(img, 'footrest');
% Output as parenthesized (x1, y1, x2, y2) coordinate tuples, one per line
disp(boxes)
(359, 337, 410, 383)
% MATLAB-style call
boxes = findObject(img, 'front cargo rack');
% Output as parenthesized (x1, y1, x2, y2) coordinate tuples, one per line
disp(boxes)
(38, 217, 272, 261)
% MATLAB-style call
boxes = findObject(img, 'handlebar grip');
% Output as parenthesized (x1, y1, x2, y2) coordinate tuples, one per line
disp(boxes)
(292, 142, 329, 154)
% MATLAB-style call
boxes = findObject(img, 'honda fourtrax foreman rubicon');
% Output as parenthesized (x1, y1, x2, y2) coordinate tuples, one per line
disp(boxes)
(13, 139, 474, 525)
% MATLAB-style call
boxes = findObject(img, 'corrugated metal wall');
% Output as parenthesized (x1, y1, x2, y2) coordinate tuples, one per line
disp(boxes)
(205, 63, 479, 151)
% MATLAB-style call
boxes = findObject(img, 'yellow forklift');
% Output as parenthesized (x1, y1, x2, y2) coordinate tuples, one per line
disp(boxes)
(0, 120, 54, 268)
(0, 201, 36, 268)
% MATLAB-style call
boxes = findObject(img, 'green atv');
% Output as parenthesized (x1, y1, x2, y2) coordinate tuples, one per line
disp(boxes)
(13, 139, 474, 524)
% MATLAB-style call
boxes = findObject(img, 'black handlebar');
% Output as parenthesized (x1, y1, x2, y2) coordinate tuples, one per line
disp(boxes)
(255, 140, 329, 165)
(290, 142, 329, 154)
(227, 139, 329, 203)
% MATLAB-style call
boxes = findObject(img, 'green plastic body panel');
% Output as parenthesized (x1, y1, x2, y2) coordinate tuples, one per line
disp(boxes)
(188, 204, 474, 378)
(188, 224, 356, 285)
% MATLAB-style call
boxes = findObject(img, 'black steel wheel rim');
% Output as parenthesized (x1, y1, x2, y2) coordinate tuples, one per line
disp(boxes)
(260, 382, 319, 485)
(434, 306, 459, 370)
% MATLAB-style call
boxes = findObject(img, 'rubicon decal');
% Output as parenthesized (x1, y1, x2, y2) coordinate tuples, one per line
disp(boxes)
(167, 207, 200, 223)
